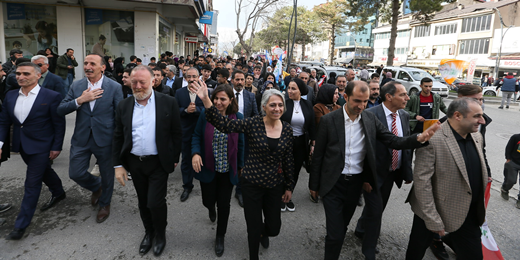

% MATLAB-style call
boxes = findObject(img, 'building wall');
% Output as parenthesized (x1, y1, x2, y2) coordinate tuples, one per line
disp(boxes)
(135, 11, 159, 63)
(56, 6, 85, 79)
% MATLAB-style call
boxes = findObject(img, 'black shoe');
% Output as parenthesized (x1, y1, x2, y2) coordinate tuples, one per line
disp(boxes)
(358, 195, 364, 207)
(501, 188, 509, 200)
(209, 207, 216, 222)
(286, 200, 295, 211)
(0, 203, 12, 213)
(6, 228, 25, 240)
(40, 192, 66, 211)
(180, 188, 191, 202)
(153, 231, 166, 256)
(430, 240, 449, 260)
(139, 233, 154, 256)
(215, 236, 225, 257)
(506, 105, 509, 109)
(260, 234, 269, 249)
(235, 193, 244, 207)
(498, 106, 504, 109)
(280, 201, 287, 212)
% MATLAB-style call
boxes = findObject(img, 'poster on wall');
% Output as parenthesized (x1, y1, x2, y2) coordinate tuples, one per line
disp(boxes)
(84, 8, 134, 65)
(3, 3, 58, 58)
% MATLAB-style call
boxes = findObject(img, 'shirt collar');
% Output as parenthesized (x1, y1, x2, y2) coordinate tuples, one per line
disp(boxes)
(41, 70, 49, 79)
(382, 103, 399, 118)
(233, 87, 243, 94)
(19, 84, 41, 97)
(342, 104, 361, 124)
(134, 90, 155, 107)
(88, 75, 104, 87)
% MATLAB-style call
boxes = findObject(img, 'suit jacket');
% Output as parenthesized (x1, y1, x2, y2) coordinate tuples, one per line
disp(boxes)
(57, 76, 123, 147)
(240, 89, 259, 118)
(407, 122, 487, 232)
(0, 87, 65, 154)
(365, 104, 412, 189)
(41, 72, 66, 98)
(176, 87, 206, 140)
(309, 108, 425, 197)
(171, 77, 184, 97)
(112, 92, 182, 173)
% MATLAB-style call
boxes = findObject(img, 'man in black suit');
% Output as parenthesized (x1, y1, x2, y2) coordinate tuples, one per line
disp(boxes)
(354, 82, 413, 260)
(113, 65, 182, 256)
(171, 64, 190, 97)
(309, 81, 440, 260)
(31, 55, 66, 98)
(297, 72, 315, 104)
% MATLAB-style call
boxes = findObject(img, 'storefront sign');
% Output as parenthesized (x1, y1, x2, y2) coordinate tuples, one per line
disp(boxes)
(6, 3, 25, 20)
(407, 59, 441, 68)
(500, 60, 520, 68)
(199, 11, 214, 25)
(85, 9, 103, 25)
(466, 58, 478, 82)
(185, 36, 198, 43)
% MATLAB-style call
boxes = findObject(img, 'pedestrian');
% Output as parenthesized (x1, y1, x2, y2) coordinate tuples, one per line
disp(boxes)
(31, 55, 66, 98)
(309, 81, 439, 260)
(335, 75, 347, 106)
(298, 72, 315, 104)
(113, 65, 182, 256)
(113, 57, 125, 84)
(55, 48, 78, 93)
(201, 64, 217, 92)
(151, 67, 171, 95)
(0, 62, 66, 240)
(125, 55, 138, 70)
(404, 77, 447, 134)
(405, 98, 487, 260)
(313, 84, 340, 126)
(45, 48, 58, 74)
(191, 84, 245, 256)
(366, 80, 381, 108)
(281, 78, 315, 211)
(380, 72, 394, 87)
(244, 73, 258, 94)
(192, 80, 294, 260)
(497, 72, 519, 109)
(500, 132, 520, 209)
(359, 66, 369, 81)
(354, 81, 413, 260)
(121, 68, 133, 98)
(327, 72, 337, 84)
(57, 54, 123, 223)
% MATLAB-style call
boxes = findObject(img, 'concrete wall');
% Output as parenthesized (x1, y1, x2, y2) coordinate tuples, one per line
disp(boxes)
(56, 6, 85, 79)
(134, 11, 159, 63)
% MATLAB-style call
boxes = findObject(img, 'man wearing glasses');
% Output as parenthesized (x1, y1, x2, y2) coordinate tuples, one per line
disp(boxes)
(31, 55, 66, 98)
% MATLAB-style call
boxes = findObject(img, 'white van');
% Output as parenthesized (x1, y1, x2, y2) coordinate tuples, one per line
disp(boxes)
(380, 67, 449, 97)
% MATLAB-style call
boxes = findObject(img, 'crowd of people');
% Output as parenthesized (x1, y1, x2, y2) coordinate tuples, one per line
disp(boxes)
(0, 46, 517, 260)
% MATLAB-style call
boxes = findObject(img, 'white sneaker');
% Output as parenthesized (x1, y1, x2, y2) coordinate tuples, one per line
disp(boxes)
(91, 164, 100, 177)
(127, 172, 132, 181)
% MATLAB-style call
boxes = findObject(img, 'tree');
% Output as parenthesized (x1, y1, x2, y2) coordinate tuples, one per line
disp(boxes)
(345, 0, 456, 66)
(314, 0, 349, 65)
(235, 0, 283, 58)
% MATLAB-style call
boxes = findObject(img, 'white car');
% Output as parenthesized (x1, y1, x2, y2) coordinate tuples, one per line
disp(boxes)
(482, 86, 501, 97)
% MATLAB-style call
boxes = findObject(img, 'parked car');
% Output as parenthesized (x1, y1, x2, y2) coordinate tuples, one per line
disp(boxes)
(380, 66, 449, 97)
(451, 79, 472, 91)
(433, 76, 448, 85)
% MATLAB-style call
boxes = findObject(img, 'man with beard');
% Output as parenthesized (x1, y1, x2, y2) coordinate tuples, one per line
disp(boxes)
(57, 54, 123, 223)
(284, 68, 297, 88)
(176, 68, 206, 202)
(113, 65, 182, 256)
(366, 80, 381, 108)
(151, 67, 171, 95)
(171, 64, 190, 97)
(121, 68, 133, 98)
(195, 56, 205, 73)
(298, 72, 315, 104)
(336, 75, 347, 106)
(201, 64, 217, 92)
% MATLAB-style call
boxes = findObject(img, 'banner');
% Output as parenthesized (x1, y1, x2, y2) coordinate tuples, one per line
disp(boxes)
(466, 58, 478, 83)
(265, 50, 272, 66)
(6, 3, 25, 20)
(85, 9, 103, 25)
(438, 59, 468, 85)
(481, 182, 504, 260)
(273, 53, 283, 83)
(199, 11, 214, 25)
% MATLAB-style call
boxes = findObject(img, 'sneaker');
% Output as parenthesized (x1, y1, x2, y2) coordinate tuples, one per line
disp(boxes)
(280, 201, 286, 212)
(286, 200, 295, 212)
(498, 106, 504, 109)
(0, 203, 12, 213)
(501, 188, 509, 200)
(429, 240, 449, 260)
(309, 192, 319, 203)
(127, 172, 132, 181)
(506, 105, 509, 109)
(91, 164, 100, 177)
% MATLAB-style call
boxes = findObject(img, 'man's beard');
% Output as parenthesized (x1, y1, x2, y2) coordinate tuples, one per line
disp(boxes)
(133, 87, 152, 101)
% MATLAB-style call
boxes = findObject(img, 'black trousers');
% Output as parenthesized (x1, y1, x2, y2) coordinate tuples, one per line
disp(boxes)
(322, 174, 363, 260)
(127, 155, 169, 235)
(200, 171, 234, 237)
(292, 135, 307, 191)
(241, 178, 284, 260)
(405, 214, 483, 260)
(355, 170, 398, 260)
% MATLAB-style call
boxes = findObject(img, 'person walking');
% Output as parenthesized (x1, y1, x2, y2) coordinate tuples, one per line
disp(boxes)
(313, 84, 340, 126)
(497, 72, 519, 109)
(404, 77, 447, 134)
(500, 132, 520, 209)
(191, 84, 245, 256)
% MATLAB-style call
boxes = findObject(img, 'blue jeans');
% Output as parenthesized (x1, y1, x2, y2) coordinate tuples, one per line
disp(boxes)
(62, 73, 74, 94)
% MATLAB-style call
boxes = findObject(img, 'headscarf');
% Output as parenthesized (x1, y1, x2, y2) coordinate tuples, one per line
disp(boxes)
(327, 72, 337, 84)
(260, 80, 276, 94)
(316, 84, 338, 105)
(291, 78, 308, 96)
(103, 56, 113, 72)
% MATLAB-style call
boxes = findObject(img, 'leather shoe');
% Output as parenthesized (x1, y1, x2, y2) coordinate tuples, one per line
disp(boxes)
(209, 207, 216, 222)
(180, 188, 191, 202)
(153, 231, 166, 256)
(215, 236, 224, 257)
(235, 193, 244, 207)
(41, 192, 66, 211)
(6, 228, 25, 240)
(139, 233, 154, 256)
(96, 205, 110, 223)
(260, 234, 269, 249)
(91, 186, 102, 206)
(0, 203, 12, 213)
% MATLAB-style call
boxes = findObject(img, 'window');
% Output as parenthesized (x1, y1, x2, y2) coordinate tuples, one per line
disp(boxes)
(458, 38, 490, 54)
(434, 23, 457, 35)
(432, 45, 453, 55)
(375, 30, 410, 40)
(414, 25, 431, 37)
(397, 71, 411, 81)
(461, 14, 492, 33)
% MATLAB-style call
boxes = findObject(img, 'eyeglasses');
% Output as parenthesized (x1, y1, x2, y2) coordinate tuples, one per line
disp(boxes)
(36, 63, 44, 67)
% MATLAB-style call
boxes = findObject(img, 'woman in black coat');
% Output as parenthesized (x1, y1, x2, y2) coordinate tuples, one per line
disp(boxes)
(280, 78, 316, 211)
(45, 48, 59, 74)
(113, 57, 125, 84)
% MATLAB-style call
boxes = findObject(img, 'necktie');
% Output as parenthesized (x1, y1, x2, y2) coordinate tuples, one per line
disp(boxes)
(391, 113, 399, 171)
(235, 92, 240, 104)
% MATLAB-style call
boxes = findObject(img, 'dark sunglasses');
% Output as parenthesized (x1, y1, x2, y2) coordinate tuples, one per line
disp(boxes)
(36, 63, 45, 67)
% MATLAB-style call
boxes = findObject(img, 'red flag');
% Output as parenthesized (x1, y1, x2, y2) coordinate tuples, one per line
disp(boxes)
(481, 182, 504, 260)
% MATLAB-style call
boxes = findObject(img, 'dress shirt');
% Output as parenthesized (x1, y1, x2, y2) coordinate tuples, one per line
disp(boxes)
(188, 88, 197, 103)
(182, 78, 189, 88)
(291, 100, 305, 136)
(130, 91, 158, 156)
(342, 104, 366, 175)
(382, 103, 403, 170)
(75, 75, 104, 110)
(233, 88, 245, 115)
(15, 85, 41, 124)
(38, 70, 49, 86)
(165, 76, 175, 88)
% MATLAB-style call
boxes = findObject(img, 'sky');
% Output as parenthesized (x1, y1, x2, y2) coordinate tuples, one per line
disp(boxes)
(214, 0, 329, 50)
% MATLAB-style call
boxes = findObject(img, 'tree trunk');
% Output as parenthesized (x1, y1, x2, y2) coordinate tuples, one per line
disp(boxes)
(328, 24, 336, 65)
(301, 35, 306, 61)
(387, 0, 400, 66)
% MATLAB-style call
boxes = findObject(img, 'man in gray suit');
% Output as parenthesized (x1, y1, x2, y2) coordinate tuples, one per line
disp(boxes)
(309, 81, 440, 260)
(57, 54, 123, 223)
(354, 82, 413, 260)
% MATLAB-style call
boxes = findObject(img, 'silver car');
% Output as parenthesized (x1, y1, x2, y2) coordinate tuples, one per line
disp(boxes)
(381, 67, 449, 97)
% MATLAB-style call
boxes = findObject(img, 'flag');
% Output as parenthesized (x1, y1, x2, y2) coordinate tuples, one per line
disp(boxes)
(481, 182, 504, 260)
(265, 50, 272, 66)
(273, 53, 283, 82)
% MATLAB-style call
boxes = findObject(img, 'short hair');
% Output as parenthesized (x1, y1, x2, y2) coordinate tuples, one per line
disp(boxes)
(232, 70, 245, 80)
(186, 67, 199, 76)
(31, 55, 49, 64)
(310, 69, 316, 73)
(9, 49, 23, 57)
(420, 77, 433, 85)
(345, 81, 368, 96)
(380, 81, 401, 102)
(369, 79, 379, 84)
(87, 54, 106, 66)
(447, 97, 481, 118)
(150, 57, 156, 61)
(130, 55, 137, 62)
(148, 62, 157, 67)
(66, 48, 74, 53)
(201, 64, 212, 71)
(245, 73, 254, 80)
(371, 73, 380, 79)
(165, 51, 173, 56)
(210, 84, 239, 115)
(254, 65, 262, 70)
(123, 68, 133, 75)
(17, 62, 41, 74)
(132, 65, 154, 79)
(457, 84, 482, 97)
(152, 67, 163, 74)
(15, 58, 31, 66)
(166, 65, 177, 74)
(13, 41, 22, 47)
(336, 75, 347, 82)
(99, 35, 106, 40)
(136, 58, 142, 63)
(261, 89, 286, 116)
(217, 68, 230, 78)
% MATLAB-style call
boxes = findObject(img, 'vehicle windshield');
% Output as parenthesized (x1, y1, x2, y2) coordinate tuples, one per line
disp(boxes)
(409, 71, 433, 81)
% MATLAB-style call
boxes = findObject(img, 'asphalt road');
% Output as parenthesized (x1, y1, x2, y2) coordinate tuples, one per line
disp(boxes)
(0, 98, 519, 260)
